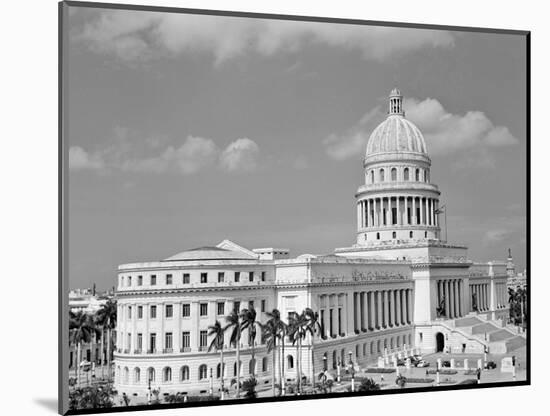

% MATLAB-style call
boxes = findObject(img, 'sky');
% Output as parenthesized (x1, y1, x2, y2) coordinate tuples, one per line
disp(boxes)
(65, 6, 528, 291)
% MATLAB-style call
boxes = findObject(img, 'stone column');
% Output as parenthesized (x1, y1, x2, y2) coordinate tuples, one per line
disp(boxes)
(376, 291, 383, 329)
(407, 289, 413, 323)
(346, 292, 354, 335)
(383, 290, 389, 328)
(444, 281, 450, 319)
(454, 280, 459, 318)
(419, 198, 424, 225)
(366, 199, 371, 228)
(369, 291, 376, 330)
(397, 197, 402, 226)
(354, 292, 360, 332)
(387, 289, 393, 327)
(363, 291, 369, 331)
(395, 290, 402, 325)
(357, 202, 361, 229)
(359, 292, 365, 331)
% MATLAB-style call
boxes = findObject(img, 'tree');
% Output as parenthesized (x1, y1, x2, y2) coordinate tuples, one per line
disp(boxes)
(240, 307, 261, 377)
(69, 311, 95, 388)
(95, 299, 117, 382)
(304, 308, 322, 389)
(265, 309, 287, 395)
(224, 310, 242, 398)
(208, 320, 226, 399)
(261, 319, 279, 396)
(357, 378, 380, 391)
(69, 385, 116, 410)
(242, 377, 258, 399)
(287, 311, 309, 394)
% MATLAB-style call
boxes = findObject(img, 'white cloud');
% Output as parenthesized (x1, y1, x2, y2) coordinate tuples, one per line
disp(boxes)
(68, 146, 104, 170)
(76, 11, 455, 65)
(324, 97, 519, 161)
(219, 138, 260, 172)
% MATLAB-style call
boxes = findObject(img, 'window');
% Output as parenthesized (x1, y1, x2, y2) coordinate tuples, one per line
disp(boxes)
(127, 276, 132, 287)
(137, 333, 143, 350)
(261, 299, 266, 312)
(138, 306, 143, 319)
(409, 231, 413, 238)
(249, 271, 254, 282)
(147, 367, 155, 383)
(379, 169, 385, 182)
(218, 272, 224, 283)
(137, 275, 143, 286)
(149, 333, 156, 352)
(391, 167, 397, 181)
(128, 306, 132, 319)
(425, 231, 428, 238)
(200, 303, 208, 316)
(217, 363, 224, 378)
(199, 364, 208, 380)
(166, 274, 173, 285)
(234, 272, 240, 282)
(262, 357, 268, 372)
(415, 168, 420, 181)
(180, 366, 189, 381)
(150, 305, 157, 319)
(392, 231, 397, 239)
(249, 358, 256, 375)
(233, 301, 240, 312)
(123, 367, 129, 383)
(404, 167, 409, 181)
(261, 271, 266, 281)
(165, 304, 173, 318)
(248, 300, 254, 310)
(182, 332, 190, 350)
(163, 367, 172, 382)
(217, 302, 225, 316)
(376, 232, 380, 240)
(182, 303, 190, 317)
(182, 273, 190, 284)
(199, 330, 208, 349)
(127, 333, 131, 350)
(200, 273, 208, 283)
(150, 275, 157, 286)
(165, 333, 173, 350)
(134, 367, 141, 383)
(287, 355, 294, 369)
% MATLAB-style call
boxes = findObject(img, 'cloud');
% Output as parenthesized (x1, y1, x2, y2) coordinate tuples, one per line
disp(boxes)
(68, 146, 104, 170)
(70, 129, 260, 175)
(324, 97, 519, 161)
(75, 11, 455, 65)
(219, 138, 260, 172)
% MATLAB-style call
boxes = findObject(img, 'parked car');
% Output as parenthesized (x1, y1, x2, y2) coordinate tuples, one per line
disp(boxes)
(396, 359, 406, 366)
(484, 361, 497, 370)
(441, 360, 451, 368)
(415, 360, 430, 368)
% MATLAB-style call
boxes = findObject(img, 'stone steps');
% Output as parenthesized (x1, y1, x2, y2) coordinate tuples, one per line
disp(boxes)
(471, 322, 500, 335)
(454, 317, 483, 327)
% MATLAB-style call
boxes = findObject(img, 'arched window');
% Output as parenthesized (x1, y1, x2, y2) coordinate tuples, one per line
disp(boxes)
(390, 338, 394, 349)
(180, 365, 189, 381)
(134, 367, 141, 384)
(163, 367, 172, 382)
(363, 343, 367, 356)
(376, 232, 380, 240)
(341, 349, 345, 364)
(415, 168, 420, 181)
(233, 360, 241, 377)
(249, 358, 256, 375)
(379, 169, 385, 182)
(287, 355, 294, 369)
(370, 342, 375, 354)
(216, 363, 225, 378)
(408, 334, 412, 345)
(392, 231, 397, 239)
(370, 170, 374, 183)
(198, 364, 208, 380)
(123, 367, 129, 384)
(355, 344, 360, 358)
(376, 340, 381, 353)
(262, 357, 268, 372)
(391, 167, 397, 181)
(425, 231, 428, 238)
(383, 339, 387, 349)
(409, 231, 413, 238)
(404, 167, 409, 181)
(116, 366, 121, 383)
(147, 367, 155, 383)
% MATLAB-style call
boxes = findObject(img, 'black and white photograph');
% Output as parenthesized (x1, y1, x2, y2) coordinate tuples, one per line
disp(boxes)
(58, 1, 529, 414)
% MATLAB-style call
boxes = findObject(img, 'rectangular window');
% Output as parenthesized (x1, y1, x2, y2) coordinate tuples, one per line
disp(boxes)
(165, 304, 173, 318)
(137, 333, 143, 350)
(150, 333, 156, 352)
(235, 272, 240, 282)
(249, 271, 254, 282)
(128, 306, 132, 319)
(150, 305, 157, 319)
(234, 301, 240, 313)
(165, 332, 173, 350)
(182, 303, 190, 317)
(217, 302, 225, 316)
(166, 274, 173, 285)
(200, 303, 208, 316)
(127, 276, 132, 287)
(218, 272, 224, 283)
(248, 300, 254, 310)
(137, 275, 143, 286)
(261, 271, 266, 282)
(182, 331, 190, 349)
(138, 305, 143, 319)
(127, 333, 131, 350)
(150, 275, 157, 286)
(183, 273, 190, 284)
(199, 330, 208, 349)
(261, 299, 266, 312)
(200, 272, 208, 283)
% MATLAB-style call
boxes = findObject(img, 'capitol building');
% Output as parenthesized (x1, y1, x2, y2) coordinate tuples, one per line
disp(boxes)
(113, 90, 525, 398)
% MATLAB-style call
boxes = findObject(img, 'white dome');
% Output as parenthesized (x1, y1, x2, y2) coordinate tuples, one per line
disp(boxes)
(365, 115, 428, 156)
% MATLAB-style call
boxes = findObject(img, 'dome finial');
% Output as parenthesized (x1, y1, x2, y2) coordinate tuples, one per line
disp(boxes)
(388, 88, 404, 116)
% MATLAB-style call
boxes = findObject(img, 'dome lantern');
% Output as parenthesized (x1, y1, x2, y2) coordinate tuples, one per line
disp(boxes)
(388, 88, 404, 116)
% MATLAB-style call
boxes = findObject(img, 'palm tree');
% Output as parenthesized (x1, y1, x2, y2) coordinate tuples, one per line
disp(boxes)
(287, 311, 309, 394)
(224, 310, 242, 398)
(240, 308, 261, 378)
(69, 311, 95, 387)
(261, 319, 278, 396)
(208, 320, 226, 399)
(96, 299, 117, 383)
(265, 309, 287, 395)
(304, 308, 322, 389)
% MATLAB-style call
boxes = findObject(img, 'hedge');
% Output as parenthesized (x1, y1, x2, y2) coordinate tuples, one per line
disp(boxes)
(364, 368, 396, 374)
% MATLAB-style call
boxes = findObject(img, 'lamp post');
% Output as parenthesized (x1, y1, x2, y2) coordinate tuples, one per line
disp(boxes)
(147, 376, 152, 405)
(348, 351, 355, 392)
(209, 368, 213, 395)
(336, 358, 341, 384)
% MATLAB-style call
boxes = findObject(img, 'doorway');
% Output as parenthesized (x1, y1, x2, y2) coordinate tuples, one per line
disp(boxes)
(435, 332, 445, 352)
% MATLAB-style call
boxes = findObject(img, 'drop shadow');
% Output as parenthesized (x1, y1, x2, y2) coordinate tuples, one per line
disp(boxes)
(34, 398, 58, 413)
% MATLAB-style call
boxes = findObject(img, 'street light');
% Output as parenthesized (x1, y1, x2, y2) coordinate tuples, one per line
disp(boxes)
(348, 351, 355, 392)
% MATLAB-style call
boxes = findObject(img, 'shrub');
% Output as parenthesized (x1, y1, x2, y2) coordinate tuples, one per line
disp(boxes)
(457, 379, 478, 385)
(357, 378, 380, 391)
(364, 368, 396, 374)
(427, 369, 457, 375)
(242, 377, 258, 399)
(402, 378, 434, 383)
(69, 386, 116, 410)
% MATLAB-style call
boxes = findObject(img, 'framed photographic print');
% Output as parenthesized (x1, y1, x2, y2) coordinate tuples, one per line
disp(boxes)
(59, 1, 530, 414)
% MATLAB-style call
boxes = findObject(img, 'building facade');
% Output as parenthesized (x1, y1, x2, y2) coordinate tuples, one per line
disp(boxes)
(113, 90, 524, 399)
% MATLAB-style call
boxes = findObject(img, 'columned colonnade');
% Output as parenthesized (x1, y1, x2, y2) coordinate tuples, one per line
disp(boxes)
(357, 196, 439, 228)
(436, 279, 465, 319)
(468, 282, 507, 311)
